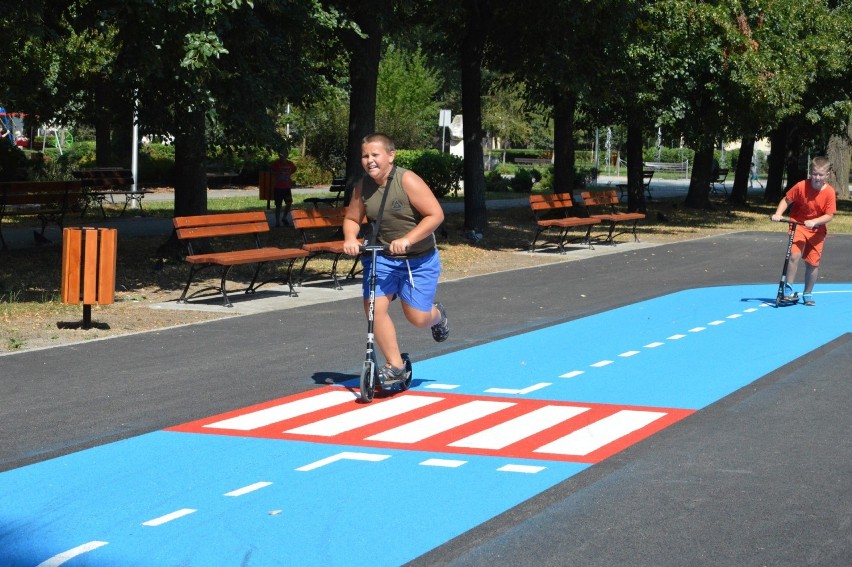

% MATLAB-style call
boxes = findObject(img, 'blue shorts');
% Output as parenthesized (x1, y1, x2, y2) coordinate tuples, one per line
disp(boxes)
(362, 250, 441, 312)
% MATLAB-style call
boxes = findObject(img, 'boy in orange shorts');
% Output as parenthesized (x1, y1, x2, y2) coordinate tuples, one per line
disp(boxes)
(770, 156, 836, 306)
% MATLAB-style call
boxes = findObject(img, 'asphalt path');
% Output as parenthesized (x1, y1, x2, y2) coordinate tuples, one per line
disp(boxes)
(2, 229, 850, 565)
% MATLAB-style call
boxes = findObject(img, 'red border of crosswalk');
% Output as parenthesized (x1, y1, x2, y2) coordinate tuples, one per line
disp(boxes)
(168, 387, 694, 464)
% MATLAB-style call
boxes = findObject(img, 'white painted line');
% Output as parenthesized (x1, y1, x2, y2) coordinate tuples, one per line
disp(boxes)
(367, 400, 515, 443)
(450, 405, 589, 450)
(420, 458, 467, 468)
(296, 451, 390, 472)
(559, 370, 585, 378)
(142, 508, 197, 527)
(644, 342, 664, 348)
(205, 390, 356, 431)
(726, 313, 742, 319)
(668, 334, 686, 340)
(37, 541, 109, 567)
(286, 395, 443, 436)
(486, 382, 552, 395)
(688, 327, 706, 333)
(425, 383, 460, 390)
(535, 410, 667, 456)
(591, 360, 613, 368)
(708, 320, 725, 326)
(619, 350, 640, 357)
(498, 464, 546, 474)
(225, 481, 273, 497)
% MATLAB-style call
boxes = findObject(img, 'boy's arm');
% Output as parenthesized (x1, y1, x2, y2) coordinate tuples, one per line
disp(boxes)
(770, 197, 793, 222)
(343, 183, 365, 256)
(804, 212, 833, 229)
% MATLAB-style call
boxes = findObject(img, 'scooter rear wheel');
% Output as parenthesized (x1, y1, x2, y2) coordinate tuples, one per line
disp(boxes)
(360, 361, 376, 402)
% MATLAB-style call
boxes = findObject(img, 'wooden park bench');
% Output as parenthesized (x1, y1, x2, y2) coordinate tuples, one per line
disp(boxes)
(0, 180, 84, 249)
(515, 157, 552, 167)
(710, 167, 729, 196)
(617, 169, 655, 201)
(303, 177, 346, 208)
(580, 189, 646, 245)
(73, 168, 149, 218)
(290, 206, 364, 289)
(528, 193, 599, 254)
(206, 164, 239, 188)
(172, 211, 309, 307)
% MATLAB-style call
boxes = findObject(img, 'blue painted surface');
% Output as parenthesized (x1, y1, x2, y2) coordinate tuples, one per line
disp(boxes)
(413, 285, 852, 408)
(0, 433, 584, 566)
(1, 284, 849, 565)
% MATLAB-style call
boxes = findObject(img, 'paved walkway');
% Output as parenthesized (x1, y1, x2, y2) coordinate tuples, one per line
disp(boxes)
(2, 229, 850, 566)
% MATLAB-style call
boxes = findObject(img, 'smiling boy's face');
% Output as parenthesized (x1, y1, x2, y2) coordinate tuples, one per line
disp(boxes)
(361, 141, 395, 182)
(810, 167, 829, 190)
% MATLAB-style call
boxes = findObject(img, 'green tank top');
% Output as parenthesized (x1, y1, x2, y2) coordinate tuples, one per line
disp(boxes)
(361, 166, 436, 258)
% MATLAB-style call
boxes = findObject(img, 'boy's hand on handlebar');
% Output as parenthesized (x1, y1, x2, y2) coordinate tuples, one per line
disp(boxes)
(388, 238, 411, 256)
(770, 214, 785, 222)
(343, 239, 363, 256)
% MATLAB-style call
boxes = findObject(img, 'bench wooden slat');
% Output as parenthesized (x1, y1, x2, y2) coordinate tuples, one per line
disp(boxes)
(186, 247, 309, 265)
(175, 221, 270, 240)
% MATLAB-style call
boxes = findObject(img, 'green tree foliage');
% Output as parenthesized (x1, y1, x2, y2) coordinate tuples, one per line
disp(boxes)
(376, 45, 442, 149)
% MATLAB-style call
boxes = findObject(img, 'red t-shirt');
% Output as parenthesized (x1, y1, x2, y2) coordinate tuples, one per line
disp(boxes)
(786, 179, 836, 229)
(271, 159, 297, 190)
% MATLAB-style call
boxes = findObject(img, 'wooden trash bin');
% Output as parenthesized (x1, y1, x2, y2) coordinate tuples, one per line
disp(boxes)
(258, 170, 274, 208)
(61, 227, 117, 329)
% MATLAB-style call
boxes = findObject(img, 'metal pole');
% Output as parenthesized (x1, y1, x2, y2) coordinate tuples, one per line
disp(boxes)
(131, 106, 139, 205)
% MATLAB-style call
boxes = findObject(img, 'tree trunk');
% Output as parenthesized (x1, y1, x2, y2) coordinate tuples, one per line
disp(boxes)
(172, 108, 207, 218)
(625, 119, 646, 213)
(552, 92, 576, 196)
(826, 115, 851, 200)
(684, 141, 714, 209)
(730, 135, 754, 206)
(460, 0, 487, 238)
(342, 13, 381, 204)
(765, 124, 787, 202)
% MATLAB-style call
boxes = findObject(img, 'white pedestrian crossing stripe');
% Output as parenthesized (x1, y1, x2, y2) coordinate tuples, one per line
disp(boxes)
(170, 387, 693, 464)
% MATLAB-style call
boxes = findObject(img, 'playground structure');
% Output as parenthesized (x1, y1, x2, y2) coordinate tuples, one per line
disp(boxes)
(0, 107, 29, 148)
(1, 107, 74, 154)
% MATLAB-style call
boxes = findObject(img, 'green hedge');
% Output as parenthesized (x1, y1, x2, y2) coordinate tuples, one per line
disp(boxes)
(394, 149, 463, 198)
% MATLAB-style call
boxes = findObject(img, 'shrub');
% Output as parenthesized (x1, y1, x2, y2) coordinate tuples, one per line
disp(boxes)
(510, 168, 534, 193)
(0, 144, 29, 181)
(484, 170, 510, 193)
(139, 143, 175, 185)
(394, 149, 463, 198)
(292, 155, 332, 186)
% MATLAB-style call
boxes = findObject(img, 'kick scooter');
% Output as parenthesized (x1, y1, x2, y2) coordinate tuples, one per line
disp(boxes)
(772, 219, 799, 307)
(359, 243, 412, 403)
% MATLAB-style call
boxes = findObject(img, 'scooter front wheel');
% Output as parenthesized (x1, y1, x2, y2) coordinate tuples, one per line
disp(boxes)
(360, 360, 377, 403)
(398, 354, 413, 391)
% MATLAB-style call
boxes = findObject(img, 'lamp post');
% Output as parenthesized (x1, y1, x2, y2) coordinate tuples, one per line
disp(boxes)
(439, 109, 451, 152)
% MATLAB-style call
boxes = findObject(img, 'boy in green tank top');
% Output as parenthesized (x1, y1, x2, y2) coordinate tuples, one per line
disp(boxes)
(343, 133, 449, 383)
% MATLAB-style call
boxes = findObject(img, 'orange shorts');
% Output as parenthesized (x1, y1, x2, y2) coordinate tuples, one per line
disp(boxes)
(792, 224, 826, 266)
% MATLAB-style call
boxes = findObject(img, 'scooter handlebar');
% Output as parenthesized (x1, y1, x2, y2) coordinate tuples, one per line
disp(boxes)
(770, 216, 799, 227)
(359, 243, 389, 253)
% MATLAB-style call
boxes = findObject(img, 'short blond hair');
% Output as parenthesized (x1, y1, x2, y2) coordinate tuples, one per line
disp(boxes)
(811, 156, 831, 173)
(362, 133, 395, 153)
